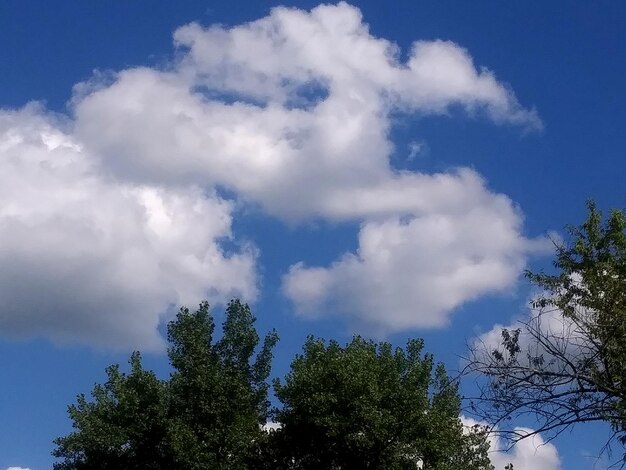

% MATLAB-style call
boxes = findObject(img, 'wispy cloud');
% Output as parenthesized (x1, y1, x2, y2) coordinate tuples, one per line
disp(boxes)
(407, 140, 428, 161)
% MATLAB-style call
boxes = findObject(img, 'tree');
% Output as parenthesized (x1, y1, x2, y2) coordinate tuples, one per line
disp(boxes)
(167, 299, 278, 469)
(270, 336, 494, 470)
(53, 300, 278, 469)
(52, 352, 174, 469)
(466, 202, 626, 454)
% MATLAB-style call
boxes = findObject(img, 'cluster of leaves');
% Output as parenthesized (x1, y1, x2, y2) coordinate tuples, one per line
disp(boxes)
(53, 303, 496, 469)
(467, 202, 626, 453)
(267, 337, 494, 470)
(53, 300, 278, 470)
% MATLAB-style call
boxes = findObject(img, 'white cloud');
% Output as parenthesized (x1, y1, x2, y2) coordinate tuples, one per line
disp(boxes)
(69, 3, 543, 335)
(284, 197, 550, 334)
(171, 3, 540, 127)
(0, 105, 257, 350)
(72, 3, 540, 222)
(5, 467, 31, 470)
(263, 421, 282, 432)
(462, 416, 561, 470)
(0, 3, 545, 347)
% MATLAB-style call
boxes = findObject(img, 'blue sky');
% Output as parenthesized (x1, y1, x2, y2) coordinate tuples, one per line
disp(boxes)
(0, 1, 624, 468)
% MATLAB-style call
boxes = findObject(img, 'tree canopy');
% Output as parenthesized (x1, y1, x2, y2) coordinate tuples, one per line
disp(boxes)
(268, 336, 494, 470)
(52, 351, 173, 470)
(467, 202, 626, 454)
(53, 300, 278, 469)
(53, 301, 501, 469)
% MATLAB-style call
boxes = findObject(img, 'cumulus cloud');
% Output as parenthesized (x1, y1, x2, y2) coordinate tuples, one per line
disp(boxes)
(5, 467, 31, 470)
(72, 3, 543, 335)
(284, 202, 549, 333)
(172, 3, 541, 127)
(0, 3, 544, 347)
(284, 175, 547, 334)
(0, 105, 257, 350)
(462, 416, 561, 470)
(73, 2, 540, 221)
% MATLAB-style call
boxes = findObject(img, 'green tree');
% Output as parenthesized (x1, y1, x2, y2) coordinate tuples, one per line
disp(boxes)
(52, 352, 173, 469)
(467, 202, 626, 453)
(270, 336, 494, 470)
(167, 299, 278, 469)
(53, 300, 278, 470)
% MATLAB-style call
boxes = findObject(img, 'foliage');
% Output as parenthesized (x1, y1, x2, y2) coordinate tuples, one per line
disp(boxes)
(270, 336, 494, 470)
(53, 300, 503, 469)
(467, 202, 626, 452)
(53, 300, 278, 469)
(167, 299, 278, 469)
(52, 352, 173, 469)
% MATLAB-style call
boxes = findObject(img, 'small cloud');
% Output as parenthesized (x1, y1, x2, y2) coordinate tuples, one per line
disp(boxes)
(461, 416, 561, 470)
(407, 140, 428, 160)
(263, 421, 282, 432)
(283, 190, 543, 335)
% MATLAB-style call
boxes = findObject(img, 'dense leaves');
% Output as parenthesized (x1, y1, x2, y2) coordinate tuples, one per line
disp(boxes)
(269, 336, 494, 470)
(52, 352, 173, 469)
(167, 300, 278, 469)
(54, 301, 499, 469)
(53, 300, 278, 469)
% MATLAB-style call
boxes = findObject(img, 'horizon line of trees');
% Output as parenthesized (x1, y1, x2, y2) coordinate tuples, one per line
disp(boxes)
(52, 201, 625, 469)
(53, 299, 499, 469)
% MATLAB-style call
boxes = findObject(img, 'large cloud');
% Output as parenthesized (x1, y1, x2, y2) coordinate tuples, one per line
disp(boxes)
(283, 189, 551, 333)
(1, 3, 544, 347)
(73, 2, 540, 221)
(0, 106, 257, 350)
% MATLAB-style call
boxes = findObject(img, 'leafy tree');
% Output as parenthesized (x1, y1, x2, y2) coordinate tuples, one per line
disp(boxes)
(52, 352, 174, 469)
(270, 336, 494, 470)
(167, 299, 278, 469)
(53, 300, 278, 470)
(467, 202, 626, 453)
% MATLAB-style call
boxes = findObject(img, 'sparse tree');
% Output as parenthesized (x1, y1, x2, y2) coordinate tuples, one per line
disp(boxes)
(466, 202, 626, 456)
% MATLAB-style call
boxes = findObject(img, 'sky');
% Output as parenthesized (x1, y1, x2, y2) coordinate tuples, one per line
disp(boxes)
(0, 1, 624, 468)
